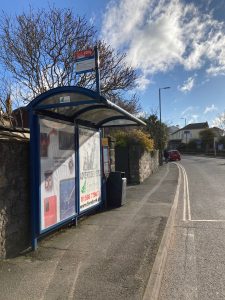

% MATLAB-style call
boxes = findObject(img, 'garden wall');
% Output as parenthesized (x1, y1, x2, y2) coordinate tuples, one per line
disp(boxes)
(0, 134, 30, 258)
(115, 145, 159, 184)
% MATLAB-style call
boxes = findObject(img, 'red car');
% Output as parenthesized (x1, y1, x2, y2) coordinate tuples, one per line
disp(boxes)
(168, 150, 181, 161)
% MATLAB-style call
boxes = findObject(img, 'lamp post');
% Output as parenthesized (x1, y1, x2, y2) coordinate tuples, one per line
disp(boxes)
(181, 117, 187, 142)
(181, 117, 187, 127)
(181, 117, 188, 143)
(159, 86, 170, 165)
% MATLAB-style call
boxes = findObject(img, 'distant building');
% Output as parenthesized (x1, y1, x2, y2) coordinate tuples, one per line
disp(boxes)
(168, 122, 209, 149)
(211, 126, 224, 137)
(168, 125, 179, 134)
(11, 107, 29, 128)
(0, 106, 29, 129)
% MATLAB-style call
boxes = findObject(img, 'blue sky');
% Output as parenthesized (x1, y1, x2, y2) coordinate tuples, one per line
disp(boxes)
(2, 0, 225, 128)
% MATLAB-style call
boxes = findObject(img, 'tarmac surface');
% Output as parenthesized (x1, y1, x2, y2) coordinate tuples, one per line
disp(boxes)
(0, 163, 179, 300)
(159, 156, 225, 300)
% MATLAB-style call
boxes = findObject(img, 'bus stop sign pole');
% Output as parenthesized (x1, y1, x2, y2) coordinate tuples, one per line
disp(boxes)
(94, 46, 100, 96)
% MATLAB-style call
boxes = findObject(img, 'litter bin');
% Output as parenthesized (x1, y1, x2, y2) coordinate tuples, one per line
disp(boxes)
(106, 171, 127, 208)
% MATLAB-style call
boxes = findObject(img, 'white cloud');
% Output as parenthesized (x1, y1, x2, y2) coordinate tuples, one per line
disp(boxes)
(178, 77, 195, 93)
(135, 75, 151, 90)
(101, 0, 151, 49)
(181, 106, 194, 116)
(189, 114, 199, 123)
(101, 0, 225, 79)
(181, 106, 199, 124)
(89, 14, 96, 26)
(204, 104, 217, 114)
(136, 110, 147, 118)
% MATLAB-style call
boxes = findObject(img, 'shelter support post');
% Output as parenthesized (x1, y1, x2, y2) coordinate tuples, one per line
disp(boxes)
(29, 112, 39, 250)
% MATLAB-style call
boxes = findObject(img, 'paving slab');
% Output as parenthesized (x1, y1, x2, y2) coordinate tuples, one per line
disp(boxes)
(0, 163, 179, 300)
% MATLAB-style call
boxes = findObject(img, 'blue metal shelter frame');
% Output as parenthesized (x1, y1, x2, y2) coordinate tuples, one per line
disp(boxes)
(28, 86, 145, 249)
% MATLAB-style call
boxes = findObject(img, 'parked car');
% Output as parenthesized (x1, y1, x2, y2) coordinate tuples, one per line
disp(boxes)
(168, 150, 181, 161)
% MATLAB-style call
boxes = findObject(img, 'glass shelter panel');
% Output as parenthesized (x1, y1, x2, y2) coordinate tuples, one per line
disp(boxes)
(36, 92, 95, 107)
(102, 119, 137, 126)
(79, 127, 101, 212)
(39, 118, 76, 231)
(48, 103, 104, 118)
(80, 108, 123, 124)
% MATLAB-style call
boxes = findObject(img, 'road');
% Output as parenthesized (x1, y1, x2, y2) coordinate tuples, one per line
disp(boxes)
(159, 155, 225, 300)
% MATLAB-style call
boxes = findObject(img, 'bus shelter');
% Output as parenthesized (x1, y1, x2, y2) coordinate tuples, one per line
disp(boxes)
(28, 86, 145, 249)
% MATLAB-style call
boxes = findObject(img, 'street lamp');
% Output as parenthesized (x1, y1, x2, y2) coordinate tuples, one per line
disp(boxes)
(181, 117, 188, 143)
(159, 86, 171, 165)
(181, 117, 187, 127)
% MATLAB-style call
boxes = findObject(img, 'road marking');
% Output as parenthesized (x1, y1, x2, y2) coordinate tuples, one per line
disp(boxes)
(174, 163, 191, 221)
(182, 165, 187, 221)
(68, 262, 82, 300)
(183, 228, 198, 299)
(183, 165, 191, 220)
(174, 164, 225, 223)
(191, 219, 225, 222)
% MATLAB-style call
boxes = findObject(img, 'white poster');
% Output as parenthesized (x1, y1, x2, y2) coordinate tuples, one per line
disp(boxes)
(79, 127, 101, 212)
(39, 118, 76, 231)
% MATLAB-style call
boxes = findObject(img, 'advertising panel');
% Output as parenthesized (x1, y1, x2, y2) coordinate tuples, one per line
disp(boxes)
(39, 118, 76, 231)
(79, 127, 101, 212)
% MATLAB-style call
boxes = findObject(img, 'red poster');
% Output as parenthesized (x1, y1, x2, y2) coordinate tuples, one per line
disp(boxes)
(44, 196, 57, 228)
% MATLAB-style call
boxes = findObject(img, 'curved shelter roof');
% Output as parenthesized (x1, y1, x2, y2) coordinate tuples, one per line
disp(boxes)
(27, 86, 145, 128)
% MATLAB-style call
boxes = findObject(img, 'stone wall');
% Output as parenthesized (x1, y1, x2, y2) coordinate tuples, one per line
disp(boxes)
(138, 150, 159, 183)
(115, 145, 159, 184)
(0, 136, 30, 258)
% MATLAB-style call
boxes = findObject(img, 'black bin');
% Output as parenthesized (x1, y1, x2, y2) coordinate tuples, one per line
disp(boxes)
(106, 171, 127, 208)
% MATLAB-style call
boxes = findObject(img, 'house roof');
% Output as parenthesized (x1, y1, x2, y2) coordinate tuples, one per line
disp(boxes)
(170, 122, 209, 136)
(168, 125, 180, 134)
(211, 126, 224, 136)
(211, 126, 223, 132)
(182, 122, 209, 130)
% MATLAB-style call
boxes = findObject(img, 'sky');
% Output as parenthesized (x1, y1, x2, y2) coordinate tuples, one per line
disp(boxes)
(2, 0, 225, 128)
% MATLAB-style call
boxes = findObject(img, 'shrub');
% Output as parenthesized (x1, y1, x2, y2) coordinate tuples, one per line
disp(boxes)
(113, 129, 154, 152)
(187, 139, 197, 151)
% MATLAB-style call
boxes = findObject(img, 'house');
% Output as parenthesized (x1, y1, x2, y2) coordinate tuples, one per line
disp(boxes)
(168, 125, 180, 134)
(0, 106, 29, 129)
(168, 122, 209, 149)
(211, 126, 224, 138)
(11, 106, 29, 128)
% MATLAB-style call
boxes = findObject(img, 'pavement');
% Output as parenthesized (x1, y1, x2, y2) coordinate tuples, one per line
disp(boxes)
(0, 163, 179, 300)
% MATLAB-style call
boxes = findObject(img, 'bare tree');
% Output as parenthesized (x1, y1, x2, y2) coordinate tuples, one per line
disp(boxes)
(109, 93, 141, 114)
(0, 76, 29, 128)
(215, 112, 225, 133)
(0, 76, 13, 125)
(0, 7, 138, 110)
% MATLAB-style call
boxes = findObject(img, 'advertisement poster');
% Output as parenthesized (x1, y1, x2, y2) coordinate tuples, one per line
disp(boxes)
(60, 178, 75, 220)
(39, 118, 76, 231)
(79, 127, 101, 212)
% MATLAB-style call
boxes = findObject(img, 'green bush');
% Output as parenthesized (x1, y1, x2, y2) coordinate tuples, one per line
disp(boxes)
(113, 129, 154, 152)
